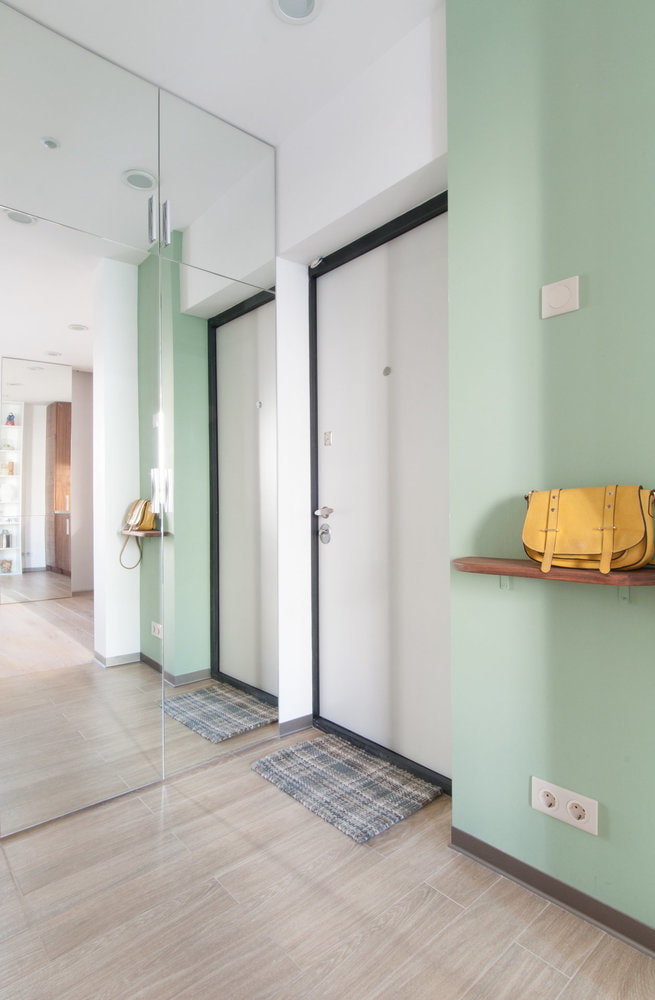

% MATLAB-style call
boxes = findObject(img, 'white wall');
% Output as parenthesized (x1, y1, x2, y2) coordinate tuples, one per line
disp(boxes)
(277, 8, 447, 264)
(92, 259, 141, 664)
(71, 370, 93, 592)
(21, 403, 47, 569)
(275, 9, 448, 730)
(276, 258, 313, 725)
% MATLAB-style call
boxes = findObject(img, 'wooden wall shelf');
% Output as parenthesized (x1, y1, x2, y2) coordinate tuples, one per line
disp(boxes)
(121, 529, 170, 538)
(451, 557, 655, 587)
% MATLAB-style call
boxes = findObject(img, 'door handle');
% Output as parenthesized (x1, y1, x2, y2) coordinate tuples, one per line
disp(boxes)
(314, 506, 334, 519)
(147, 195, 158, 244)
(162, 199, 172, 247)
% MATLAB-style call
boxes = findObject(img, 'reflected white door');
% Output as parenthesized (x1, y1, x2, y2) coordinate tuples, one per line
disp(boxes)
(316, 212, 450, 776)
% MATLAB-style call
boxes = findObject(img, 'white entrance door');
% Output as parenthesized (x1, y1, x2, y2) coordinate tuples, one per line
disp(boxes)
(315, 211, 450, 776)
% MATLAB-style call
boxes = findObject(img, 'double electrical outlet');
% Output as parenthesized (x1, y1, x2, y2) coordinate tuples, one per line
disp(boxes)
(531, 776, 599, 836)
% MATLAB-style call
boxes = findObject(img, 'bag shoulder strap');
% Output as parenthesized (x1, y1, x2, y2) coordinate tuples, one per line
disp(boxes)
(119, 533, 143, 569)
(599, 484, 618, 575)
(541, 489, 561, 573)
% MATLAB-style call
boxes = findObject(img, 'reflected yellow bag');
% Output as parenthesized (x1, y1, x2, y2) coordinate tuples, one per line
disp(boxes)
(523, 485, 655, 574)
(119, 499, 157, 569)
(122, 499, 156, 533)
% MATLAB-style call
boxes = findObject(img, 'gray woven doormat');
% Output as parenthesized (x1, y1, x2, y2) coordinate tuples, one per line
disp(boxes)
(252, 734, 442, 843)
(163, 683, 277, 743)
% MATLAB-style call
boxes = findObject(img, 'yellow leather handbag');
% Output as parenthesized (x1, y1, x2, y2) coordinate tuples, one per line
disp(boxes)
(523, 485, 655, 574)
(119, 499, 157, 569)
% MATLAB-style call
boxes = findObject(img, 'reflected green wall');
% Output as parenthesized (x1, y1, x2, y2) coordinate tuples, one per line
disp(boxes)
(137, 251, 161, 665)
(448, 0, 655, 926)
(137, 249, 211, 679)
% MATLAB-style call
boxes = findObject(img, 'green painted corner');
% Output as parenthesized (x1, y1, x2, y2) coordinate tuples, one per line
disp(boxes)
(137, 251, 210, 676)
(448, 0, 655, 928)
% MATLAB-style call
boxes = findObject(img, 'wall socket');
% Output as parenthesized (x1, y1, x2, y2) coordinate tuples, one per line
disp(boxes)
(531, 776, 599, 836)
(151, 621, 163, 639)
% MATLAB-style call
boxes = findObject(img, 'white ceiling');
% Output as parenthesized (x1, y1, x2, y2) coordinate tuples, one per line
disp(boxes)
(4, 0, 441, 145)
(0, 0, 441, 377)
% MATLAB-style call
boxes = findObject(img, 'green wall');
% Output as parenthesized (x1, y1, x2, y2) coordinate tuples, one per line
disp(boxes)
(448, 0, 655, 926)
(137, 249, 211, 679)
(137, 251, 162, 666)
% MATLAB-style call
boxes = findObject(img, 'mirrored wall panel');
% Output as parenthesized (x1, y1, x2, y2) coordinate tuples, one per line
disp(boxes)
(0, 213, 165, 837)
(0, 0, 276, 836)
(161, 265, 278, 776)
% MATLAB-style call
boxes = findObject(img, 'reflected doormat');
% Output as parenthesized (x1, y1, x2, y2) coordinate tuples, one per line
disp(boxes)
(252, 734, 442, 843)
(163, 683, 277, 743)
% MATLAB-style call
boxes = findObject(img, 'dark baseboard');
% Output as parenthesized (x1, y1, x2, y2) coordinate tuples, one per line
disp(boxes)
(140, 653, 162, 673)
(313, 716, 451, 795)
(215, 671, 278, 707)
(450, 827, 655, 957)
(279, 715, 313, 737)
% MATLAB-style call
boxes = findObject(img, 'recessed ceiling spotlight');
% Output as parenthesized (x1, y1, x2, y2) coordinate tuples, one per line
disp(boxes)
(40, 136, 60, 150)
(68, 324, 89, 332)
(272, 0, 321, 23)
(27, 365, 45, 371)
(45, 351, 63, 357)
(7, 382, 23, 387)
(121, 168, 157, 191)
(6, 210, 36, 225)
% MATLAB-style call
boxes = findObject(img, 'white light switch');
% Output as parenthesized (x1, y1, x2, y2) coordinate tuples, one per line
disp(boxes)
(541, 275, 580, 319)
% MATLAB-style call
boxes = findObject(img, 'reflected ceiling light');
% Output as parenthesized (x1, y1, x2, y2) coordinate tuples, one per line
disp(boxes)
(6, 210, 36, 224)
(272, 0, 321, 23)
(27, 365, 44, 371)
(39, 136, 60, 150)
(68, 324, 89, 331)
(122, 168, 157, 191)
(45, 351, 62, 357)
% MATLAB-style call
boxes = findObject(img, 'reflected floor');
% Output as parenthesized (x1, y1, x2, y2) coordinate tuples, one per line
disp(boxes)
(0, 594, 276, 837)
(0, 569, 72, 604)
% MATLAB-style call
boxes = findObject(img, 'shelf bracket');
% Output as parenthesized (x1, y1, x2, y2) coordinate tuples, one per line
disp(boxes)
(499, 575, 512, 591)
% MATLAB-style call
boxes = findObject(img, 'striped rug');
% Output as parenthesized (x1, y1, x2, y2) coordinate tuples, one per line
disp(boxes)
(252, 734, 442, 843)
(163, 683, 277, 743)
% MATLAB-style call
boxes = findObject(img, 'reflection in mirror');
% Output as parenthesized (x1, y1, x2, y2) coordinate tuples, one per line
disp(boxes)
(213, 295, 278, 699)
(0, 213, 165, 837)
(0, 358, 74, 604)
(0, 2, 159, 249)
(160, 265, 278, 776)
(159, 90, 275, 287)
(0, 0, 277, 832)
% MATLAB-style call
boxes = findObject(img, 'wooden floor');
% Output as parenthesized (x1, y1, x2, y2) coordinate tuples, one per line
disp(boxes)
(0, 594, 277, 836)
(1, 731, 654, 999)
(0, 570, 72, 605)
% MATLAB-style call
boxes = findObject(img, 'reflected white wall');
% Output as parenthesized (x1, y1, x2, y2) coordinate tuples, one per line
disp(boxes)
(93, 259, 140, 664)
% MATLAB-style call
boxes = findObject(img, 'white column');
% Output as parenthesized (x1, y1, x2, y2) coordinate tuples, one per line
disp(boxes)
(93, 259, 141, 664)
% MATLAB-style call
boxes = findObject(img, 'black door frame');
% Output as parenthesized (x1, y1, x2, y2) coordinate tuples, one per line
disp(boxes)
(308, 191, 451, 792)
(207, 288, 278, 706)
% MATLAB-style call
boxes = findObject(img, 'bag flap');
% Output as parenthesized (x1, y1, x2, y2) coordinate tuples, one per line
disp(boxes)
(523, 485, 648, 556)
(123, 499, 154, 531)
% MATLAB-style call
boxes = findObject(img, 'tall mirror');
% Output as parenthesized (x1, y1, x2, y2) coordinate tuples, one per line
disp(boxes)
(0, 0, 277, 838)
(160, 264, 278, 775)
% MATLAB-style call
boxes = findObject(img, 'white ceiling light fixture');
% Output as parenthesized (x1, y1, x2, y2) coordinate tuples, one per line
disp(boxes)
(121, 168, 157, 191)
(272, 0, 321, 24)
(39, 136, 60, 150)
(68, 324, 89, 332)
(5, 210, 37, 225)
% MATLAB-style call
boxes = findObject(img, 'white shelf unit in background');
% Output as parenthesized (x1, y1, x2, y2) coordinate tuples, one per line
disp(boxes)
(0, 401, 23, 576)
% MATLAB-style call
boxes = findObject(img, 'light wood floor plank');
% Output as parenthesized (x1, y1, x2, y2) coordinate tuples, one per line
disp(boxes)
(1, 730, 654, 1000)
(558, 935, 655, 999)
(517, 901, 606, 977)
